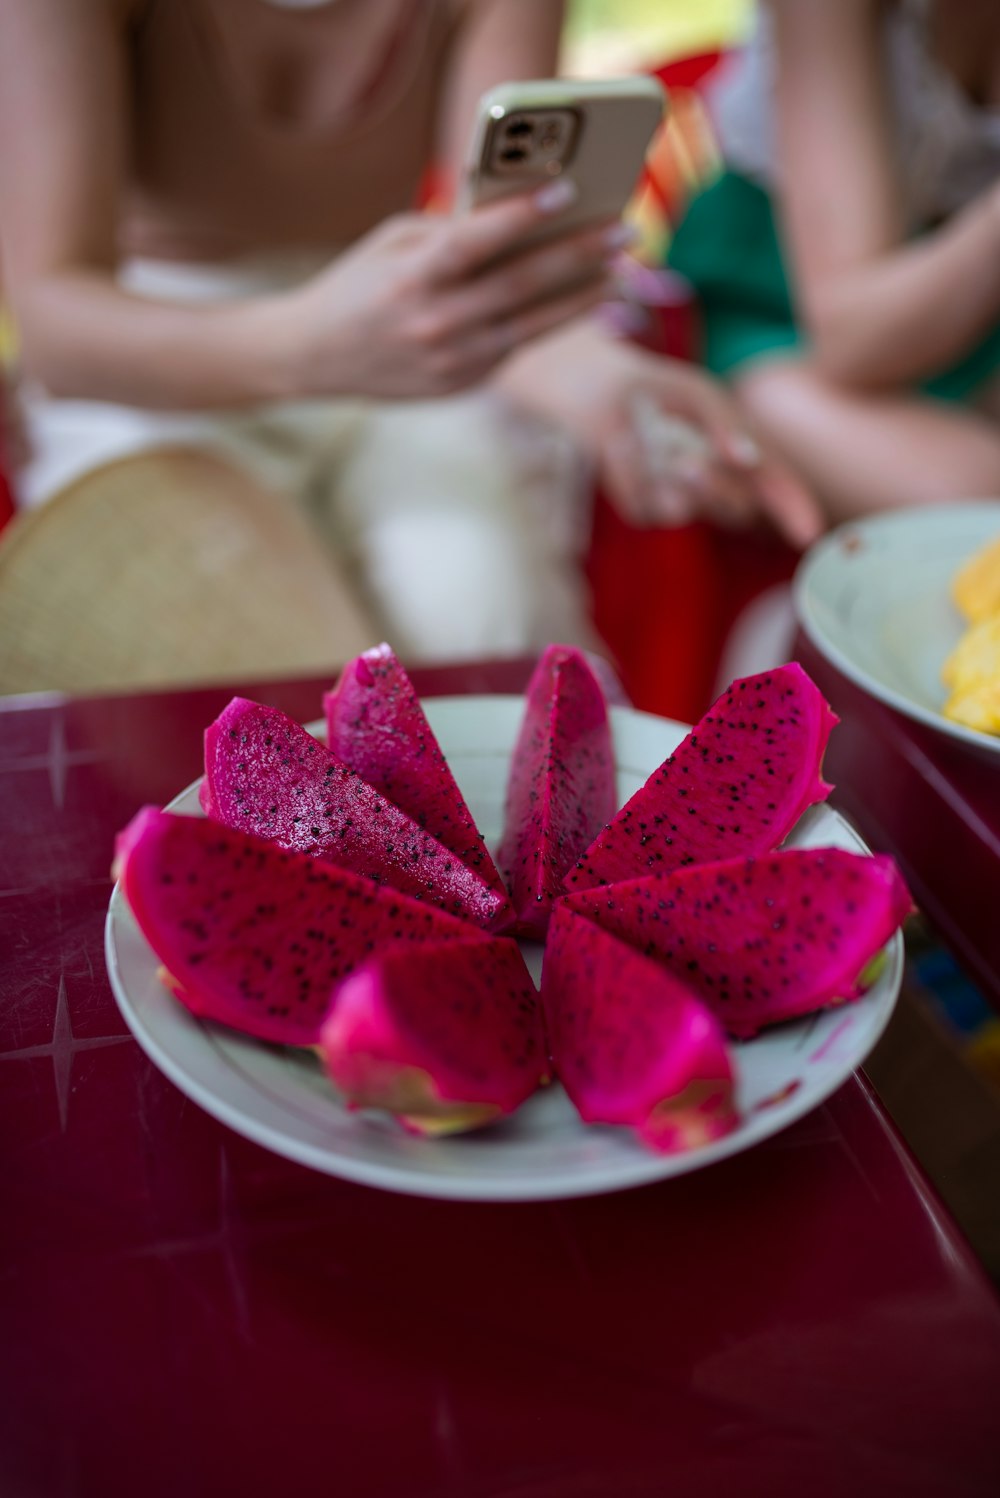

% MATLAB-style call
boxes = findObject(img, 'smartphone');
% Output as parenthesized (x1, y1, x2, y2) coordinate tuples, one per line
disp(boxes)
(457, 75, 666, 245)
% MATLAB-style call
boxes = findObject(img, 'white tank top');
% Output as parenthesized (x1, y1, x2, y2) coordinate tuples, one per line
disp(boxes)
(707, 0, 1000, 227)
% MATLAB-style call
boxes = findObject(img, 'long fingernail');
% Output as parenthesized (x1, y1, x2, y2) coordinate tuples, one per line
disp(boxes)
(676, 457, 708, 491)
(603, 221, 638, 250)
(794, 514, 825, 547)
(534, 177, 577, 214)
(657, 489, 692, 525)
(729, 434, 761, 467)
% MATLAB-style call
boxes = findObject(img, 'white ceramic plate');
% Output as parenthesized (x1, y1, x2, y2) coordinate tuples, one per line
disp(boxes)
(794, 501, 1000, 758)
(105, 696, 904, 1201)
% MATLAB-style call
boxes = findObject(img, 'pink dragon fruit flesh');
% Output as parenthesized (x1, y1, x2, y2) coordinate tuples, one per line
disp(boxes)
(114, 807, 490, 1048)
(201, 697, 513, 933)
(320, 937, 548, 1136)
(561, 848, 912, 1040)
(324, 644, 509, 904)
(497, 644, 615, 940)
(565, 663, 838, 894)
(542, 907, 738, 1153)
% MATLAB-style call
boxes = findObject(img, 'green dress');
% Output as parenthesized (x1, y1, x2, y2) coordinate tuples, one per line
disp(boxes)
(667, 168, 1000, 403)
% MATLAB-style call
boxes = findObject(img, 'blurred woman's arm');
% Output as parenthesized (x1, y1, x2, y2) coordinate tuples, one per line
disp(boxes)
(0, 0, 616, 409)
(770, 0, 1000, 390)
(0, 0, 301, 408)
(495, 315, 824, 546)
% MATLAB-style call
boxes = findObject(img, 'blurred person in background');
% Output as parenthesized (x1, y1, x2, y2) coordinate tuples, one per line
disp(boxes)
(0, 0, 817, 669)
(668, 0, 1000, 525)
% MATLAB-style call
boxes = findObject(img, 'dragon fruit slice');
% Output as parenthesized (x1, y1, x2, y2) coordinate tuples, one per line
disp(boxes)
(565, 663, 838, 893)
(324, 644, 509, 905)
(114, 807, 490, 1047)
(561, 847, 911, 1039)
(201, 698, 513, 932)
(542, 908, 737, 1152)
(320, 937, 547, 1136)
(497, 645, 615, 940)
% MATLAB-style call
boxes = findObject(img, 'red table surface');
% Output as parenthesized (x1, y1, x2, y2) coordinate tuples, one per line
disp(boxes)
(794, 633, 1000, 1015)
(3, 660, 1000, 1498)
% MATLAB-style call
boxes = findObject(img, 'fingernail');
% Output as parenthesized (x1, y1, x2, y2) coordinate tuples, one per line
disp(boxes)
(603, 221, 638, 250)
(795, 514, 825, 547)
(729, 434, 761, 467)
(534, 177, 578, 214)
(676, 457, 708, 490)
(656, 488, 692, 525)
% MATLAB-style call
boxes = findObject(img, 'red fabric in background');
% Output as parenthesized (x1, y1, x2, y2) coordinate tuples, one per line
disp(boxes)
(0, 257, 16, 530)
(587, 504, 799, 727)
(0, 407, 15, 531)
(584, 272, 800, 726)
(584, 48, 801, 726)
(651, 49, 724, 91)
(0, 469, 13, 531)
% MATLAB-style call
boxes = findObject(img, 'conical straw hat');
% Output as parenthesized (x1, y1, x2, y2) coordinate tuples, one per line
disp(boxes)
(0, 448, 376, 695)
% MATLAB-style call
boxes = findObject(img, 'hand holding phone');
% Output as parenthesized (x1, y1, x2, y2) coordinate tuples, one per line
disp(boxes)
(285, 78, 664, 403)
(457, 76, 666, 248)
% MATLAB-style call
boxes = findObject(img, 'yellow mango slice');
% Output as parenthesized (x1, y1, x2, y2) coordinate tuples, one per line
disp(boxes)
(942, 680, 1000, 736)
(941, 613, 1000, 694)
(952, 534, 1000, 625)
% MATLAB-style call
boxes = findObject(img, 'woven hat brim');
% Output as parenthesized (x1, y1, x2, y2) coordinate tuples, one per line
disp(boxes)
(0, 448, 377, 695)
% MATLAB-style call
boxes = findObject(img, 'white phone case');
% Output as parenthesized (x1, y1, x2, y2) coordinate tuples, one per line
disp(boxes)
(457, 75, 666, 242)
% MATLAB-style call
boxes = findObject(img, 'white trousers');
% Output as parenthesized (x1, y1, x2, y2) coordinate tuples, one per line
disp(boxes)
(22, 256, 600, 662)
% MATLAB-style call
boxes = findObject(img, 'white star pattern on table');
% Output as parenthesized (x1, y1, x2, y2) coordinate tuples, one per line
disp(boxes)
(0, 714, 104, 809)
(0, 971, 131, 1129)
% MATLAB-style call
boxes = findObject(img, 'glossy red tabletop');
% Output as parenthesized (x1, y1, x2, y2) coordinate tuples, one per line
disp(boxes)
(795, 633, 1000, 1014)
(3, 660, 1000, 1498)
